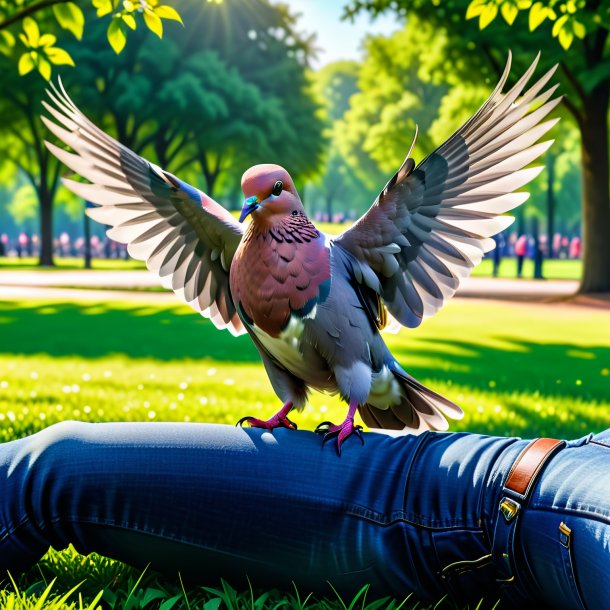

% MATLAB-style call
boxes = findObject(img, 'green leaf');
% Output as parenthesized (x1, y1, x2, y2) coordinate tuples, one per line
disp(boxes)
(552, 14, 568, 36)
(52, 2, 85, 40)
(37, 55, 52, 80)
(466, 0, 487, 20)
(39, 33, 57, 48)
(122, 13, 137, 30)
(45, 46, 76, 66)
(529, 2, 548, 30)
(93, 0, 113, 18)
(501, 2, 518, 25)
(107, 18, 126, 54)
(573, 20, 586, 39)
(22, 17, 40, 46)
(479, 4, 498, 28)
(18, 52, 35, 75)
(144, 9, 163, 38)
(0, 30, 15, 48)
(154, 5, 184, 24)
(558, 27, 574, 49)
(159, 594, 183, 610)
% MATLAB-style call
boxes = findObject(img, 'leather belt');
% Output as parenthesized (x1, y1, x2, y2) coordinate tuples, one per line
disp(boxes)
(492, 437, 565, 584)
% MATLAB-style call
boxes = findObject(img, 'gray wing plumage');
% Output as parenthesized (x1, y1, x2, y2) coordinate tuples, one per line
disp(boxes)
(335, 52, 560, 328)
(42, 80, 245, 336)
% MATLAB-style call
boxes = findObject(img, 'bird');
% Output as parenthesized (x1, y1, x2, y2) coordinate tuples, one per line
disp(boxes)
(43, 52, 560, 453)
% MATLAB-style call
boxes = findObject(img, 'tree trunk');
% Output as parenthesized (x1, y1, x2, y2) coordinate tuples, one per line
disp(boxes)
(83, 208, 92, 270)
(546, 152, 555, 259)
(38, 190, 54, 267)
(579, 85, 610, 293)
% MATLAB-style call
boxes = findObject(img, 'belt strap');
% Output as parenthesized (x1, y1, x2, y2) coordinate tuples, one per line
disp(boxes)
(505, 437, 564, 498)
(493, 437, 565, 583)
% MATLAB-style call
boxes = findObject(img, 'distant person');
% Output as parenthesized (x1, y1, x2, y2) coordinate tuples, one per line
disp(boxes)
(492, 232, 505, 277)
(514, 234, 527, 278)
(569, 236, 581, 259)
(552, 232, 562, 258)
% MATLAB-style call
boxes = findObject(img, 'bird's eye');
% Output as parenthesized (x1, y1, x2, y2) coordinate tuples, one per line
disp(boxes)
(291, 210, 299, 216)
(271, 180, 283, 197)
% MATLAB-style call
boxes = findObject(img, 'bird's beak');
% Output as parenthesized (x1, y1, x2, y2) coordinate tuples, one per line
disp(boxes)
(239, 196, 260, 223)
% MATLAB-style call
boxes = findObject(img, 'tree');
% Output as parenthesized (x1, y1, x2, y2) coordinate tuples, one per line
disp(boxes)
(309, 61, 378, 218)
(346, 0, 610, 293)
(0, 0, 325, 266)
(332, 16, 453, 196)
(0, 0, 183, 79)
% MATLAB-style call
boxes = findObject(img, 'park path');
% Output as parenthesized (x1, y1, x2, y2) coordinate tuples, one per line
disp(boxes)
(0, 269, 581, 304)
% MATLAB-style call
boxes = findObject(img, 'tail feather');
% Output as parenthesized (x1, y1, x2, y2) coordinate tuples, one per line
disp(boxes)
(359, 363, 463, 433)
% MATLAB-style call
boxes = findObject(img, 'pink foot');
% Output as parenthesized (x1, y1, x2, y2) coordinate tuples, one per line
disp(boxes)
(315, 401, 363, 455)
(236, 401, 297, 431)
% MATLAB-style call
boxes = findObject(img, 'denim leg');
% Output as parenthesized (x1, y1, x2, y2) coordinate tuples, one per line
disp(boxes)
(0, 421, 428, 598)
(518, 434, 610, 610)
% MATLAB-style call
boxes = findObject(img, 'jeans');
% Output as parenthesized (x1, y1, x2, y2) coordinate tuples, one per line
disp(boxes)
(0, 421, 608, 608)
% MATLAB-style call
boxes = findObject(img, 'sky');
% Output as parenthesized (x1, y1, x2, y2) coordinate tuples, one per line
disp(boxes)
(280, 0, 402, 68)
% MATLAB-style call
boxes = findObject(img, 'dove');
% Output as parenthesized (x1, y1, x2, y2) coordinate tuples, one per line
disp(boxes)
(43, 52, 560, 453)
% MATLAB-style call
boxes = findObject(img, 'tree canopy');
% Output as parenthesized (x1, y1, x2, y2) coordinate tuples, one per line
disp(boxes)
(345, 0, 610, 293)
(0, 0, 325, 265)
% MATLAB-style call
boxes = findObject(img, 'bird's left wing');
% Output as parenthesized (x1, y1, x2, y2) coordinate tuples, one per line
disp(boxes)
(334, 53, 560, 328)
(42, 80, 245, 335)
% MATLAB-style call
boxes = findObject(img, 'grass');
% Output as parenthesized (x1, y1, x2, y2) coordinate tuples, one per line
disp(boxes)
(0, 295, 608, 608)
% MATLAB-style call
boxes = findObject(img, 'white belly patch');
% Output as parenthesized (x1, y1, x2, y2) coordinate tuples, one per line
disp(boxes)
(367, 365, 402, 409)
(252, 316, 312, 381)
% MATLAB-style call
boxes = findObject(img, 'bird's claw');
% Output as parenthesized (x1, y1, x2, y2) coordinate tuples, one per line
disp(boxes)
(236, 414, 297, 431)
(315, 418, 364, 455)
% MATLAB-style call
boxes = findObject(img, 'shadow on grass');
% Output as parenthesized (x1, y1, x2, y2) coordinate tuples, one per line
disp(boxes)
(0, 301, 259, 362)
(1, 300, 608, 405)
(391, 336, 610, 403)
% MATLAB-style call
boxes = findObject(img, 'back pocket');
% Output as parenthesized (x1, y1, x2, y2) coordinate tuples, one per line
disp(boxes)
(432, 529, 497, 602)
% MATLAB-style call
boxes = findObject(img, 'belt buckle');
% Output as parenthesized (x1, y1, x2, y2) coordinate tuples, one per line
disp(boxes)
(500, 497, 520, 522)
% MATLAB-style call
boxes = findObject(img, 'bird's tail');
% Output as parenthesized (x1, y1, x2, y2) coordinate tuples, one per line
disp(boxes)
(359, 362, 463, 433)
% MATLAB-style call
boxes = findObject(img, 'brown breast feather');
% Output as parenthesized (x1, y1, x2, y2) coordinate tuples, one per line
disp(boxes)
(230, 216, 330, 337)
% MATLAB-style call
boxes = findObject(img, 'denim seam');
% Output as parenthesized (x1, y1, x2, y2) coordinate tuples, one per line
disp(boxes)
(0, 514, 32, 542)
(343, 509, 485, 531)
(524, 504, 610, 526)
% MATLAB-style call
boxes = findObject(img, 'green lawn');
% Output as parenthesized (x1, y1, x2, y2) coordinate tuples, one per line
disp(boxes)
(0, 256, 146, 271)
(0, 296, 608, 608)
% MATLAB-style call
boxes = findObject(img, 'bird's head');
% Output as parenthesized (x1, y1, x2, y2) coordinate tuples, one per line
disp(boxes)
(239, 164, 305, 226)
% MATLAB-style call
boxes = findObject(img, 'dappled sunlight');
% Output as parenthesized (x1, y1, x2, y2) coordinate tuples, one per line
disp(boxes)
(0, 299, 259, 362)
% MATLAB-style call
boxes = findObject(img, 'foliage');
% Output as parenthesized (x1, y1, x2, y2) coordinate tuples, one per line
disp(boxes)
(346, 0, 610, 293)
(0, 0, 325, 266)
(0, 0, 184, 79)
(309, 61, 378, 217)
(465, 0, 594, 49)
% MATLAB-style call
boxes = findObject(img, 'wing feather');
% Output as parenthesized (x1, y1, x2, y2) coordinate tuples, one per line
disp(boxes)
(335, 54, 560, 327)
(43, 79, 245, 335)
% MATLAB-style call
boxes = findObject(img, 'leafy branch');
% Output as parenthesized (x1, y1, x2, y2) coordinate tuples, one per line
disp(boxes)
(0, 0, 184, 80)
(465, 0, 595, 49)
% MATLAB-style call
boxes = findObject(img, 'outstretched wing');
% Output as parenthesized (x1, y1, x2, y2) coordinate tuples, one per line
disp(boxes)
(334, 53, 560, 328)
(42, 80, 245, 336)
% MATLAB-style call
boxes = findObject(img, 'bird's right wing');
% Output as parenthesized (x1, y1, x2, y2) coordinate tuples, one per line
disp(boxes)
(335, 53, 560, 329)
(42, 80, 245, 336)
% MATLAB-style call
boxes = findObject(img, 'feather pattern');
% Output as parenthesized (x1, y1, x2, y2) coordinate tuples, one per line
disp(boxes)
(335, 52, 561, 327)
(41, 79, 245, 335)
(230, 215, 330, 337)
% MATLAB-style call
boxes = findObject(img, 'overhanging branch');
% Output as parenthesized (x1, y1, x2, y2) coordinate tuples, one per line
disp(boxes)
(0, 0, 68, 31)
